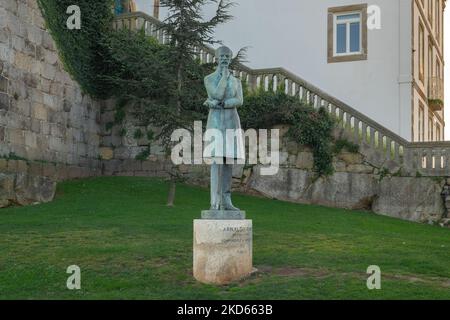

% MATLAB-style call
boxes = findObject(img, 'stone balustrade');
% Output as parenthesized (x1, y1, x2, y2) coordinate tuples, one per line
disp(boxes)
(113, 12, 450, 177)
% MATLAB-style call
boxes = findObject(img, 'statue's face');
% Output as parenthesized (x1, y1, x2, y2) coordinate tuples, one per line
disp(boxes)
(218, 51, 232, 68)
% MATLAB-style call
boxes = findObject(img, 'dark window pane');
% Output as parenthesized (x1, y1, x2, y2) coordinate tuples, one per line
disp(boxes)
(336, 23, 347, 53)
(350, 22, 360, 52)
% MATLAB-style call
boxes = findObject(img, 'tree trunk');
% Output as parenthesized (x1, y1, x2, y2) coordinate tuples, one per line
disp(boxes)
(166, 65, 182, 208)
(167, 181, 176, 207)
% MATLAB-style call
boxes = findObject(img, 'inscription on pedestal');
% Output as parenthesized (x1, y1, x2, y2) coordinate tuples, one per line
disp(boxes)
(221, 226, 252, 244)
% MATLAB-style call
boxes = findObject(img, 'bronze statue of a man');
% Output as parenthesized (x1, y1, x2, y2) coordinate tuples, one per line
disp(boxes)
(203, 46, 245, 211)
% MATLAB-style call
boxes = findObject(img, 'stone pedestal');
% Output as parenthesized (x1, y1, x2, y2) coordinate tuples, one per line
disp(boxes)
(193, 219, 253, 285)
(201, 210, 245, 220)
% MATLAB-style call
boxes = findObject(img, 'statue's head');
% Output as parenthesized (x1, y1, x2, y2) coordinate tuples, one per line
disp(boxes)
(215, 46, 233, 69)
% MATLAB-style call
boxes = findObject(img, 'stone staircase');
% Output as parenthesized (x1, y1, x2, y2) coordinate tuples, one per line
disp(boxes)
(114, 12, 450, 179)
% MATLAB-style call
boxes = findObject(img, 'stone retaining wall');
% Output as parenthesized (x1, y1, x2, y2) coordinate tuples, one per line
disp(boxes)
(97, 124, 449, 224)
(0, 158, 101, 208)
(0, 0, 102, 166)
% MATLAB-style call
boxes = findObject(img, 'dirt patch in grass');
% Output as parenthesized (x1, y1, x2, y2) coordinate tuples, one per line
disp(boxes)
(258, 265, 330, 278)
(250, 265, 450, 289)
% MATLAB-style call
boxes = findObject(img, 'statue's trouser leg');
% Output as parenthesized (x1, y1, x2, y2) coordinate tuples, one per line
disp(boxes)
(222, 164, 233, 207)
(210, 163, 222, 209)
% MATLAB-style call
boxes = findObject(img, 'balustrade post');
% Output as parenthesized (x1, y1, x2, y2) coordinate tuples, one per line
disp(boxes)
(286, 79, 292, 95)
(385, 137, 392, 160)
(393, 143, 400, 162)
(248, 74, 257, 91)
(445, 150, 450, 176)
(435, 150, 442, 173)
(136, 17, 145, 30)
(377, 133, 383, 151)
(361, 123, 367, 144)
(425, 150, 432, 173)
(345, 114, 352, 133)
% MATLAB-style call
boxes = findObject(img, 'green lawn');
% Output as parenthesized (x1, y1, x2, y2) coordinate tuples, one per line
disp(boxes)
(0, 176, 449, 300)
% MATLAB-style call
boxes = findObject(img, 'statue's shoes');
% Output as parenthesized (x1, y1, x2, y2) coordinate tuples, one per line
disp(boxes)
(210, 204, 220, 210)
(220, 204, 241, 211)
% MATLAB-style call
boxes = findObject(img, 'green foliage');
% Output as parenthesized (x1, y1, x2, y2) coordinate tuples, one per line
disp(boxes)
(392, 168, 404, 177)
(147, 130, 155, 141)
(105, 122, 114, 131)
(103, 30, 169, 100)
(135, 147, 151, 161)
(240, 87, 336, 176)
(0, 152, 28, 161)
(428, 99, 444, 106)
(333, 138, 360, 154)
(133, 129, 144, 140)
(114, 108, 126, 124)
(378, 167, 391, 181)
(37, 0, 117, 97)
(119, 128, 127, 137)
(240, 87, 303, 129)
(289, 108, 335, 176)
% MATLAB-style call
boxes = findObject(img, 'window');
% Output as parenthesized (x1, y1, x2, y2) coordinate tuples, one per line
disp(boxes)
(436, 124, 441, 141)
(418, 103, 425, 142)
(428, 114, 433, 141)
(335, 13, 361, 55)
(428, 44, 433, 82)
(328, 4, 368, 63)
(436, 0, 439, 33)
(436, 59, 441, 79)
(419, 22, 424, 82)
(428, 0, 433, 23)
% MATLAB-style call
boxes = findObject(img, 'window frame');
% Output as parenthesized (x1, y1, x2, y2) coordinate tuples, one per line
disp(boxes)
(436, 123, 441, 141)
(328, 4, 368, 63)
(428, 113, 434, 141)
(418, 21, 425, 83)
(418, 103, 425, 142)
(333, 12, 363, 57)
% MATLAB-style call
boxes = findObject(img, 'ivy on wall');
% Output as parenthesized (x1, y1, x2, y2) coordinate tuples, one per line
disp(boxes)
(240, 87, 337, 176)
(37, 0, 117, 97)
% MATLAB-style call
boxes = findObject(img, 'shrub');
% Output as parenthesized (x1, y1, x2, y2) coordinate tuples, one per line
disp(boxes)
(241, 87, 336, 176)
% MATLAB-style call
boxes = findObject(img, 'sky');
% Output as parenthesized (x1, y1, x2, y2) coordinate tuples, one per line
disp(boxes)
(134, 1, 450, 140)
(134, 0, 150, 13)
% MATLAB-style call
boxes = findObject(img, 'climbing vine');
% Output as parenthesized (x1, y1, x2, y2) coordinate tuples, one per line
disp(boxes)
(37, 0, 118, 97)
(240, 87, 337, 176)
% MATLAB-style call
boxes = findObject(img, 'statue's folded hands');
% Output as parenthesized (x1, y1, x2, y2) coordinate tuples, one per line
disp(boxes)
(203, 98, 222, 109)
(224, 97, 243, 109)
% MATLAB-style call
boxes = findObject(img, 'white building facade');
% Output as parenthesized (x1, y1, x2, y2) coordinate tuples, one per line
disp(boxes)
(144, 0, 445, 142)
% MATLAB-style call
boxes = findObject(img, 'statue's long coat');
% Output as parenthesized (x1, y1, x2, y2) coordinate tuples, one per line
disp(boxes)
(203, 71, 245, 162)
